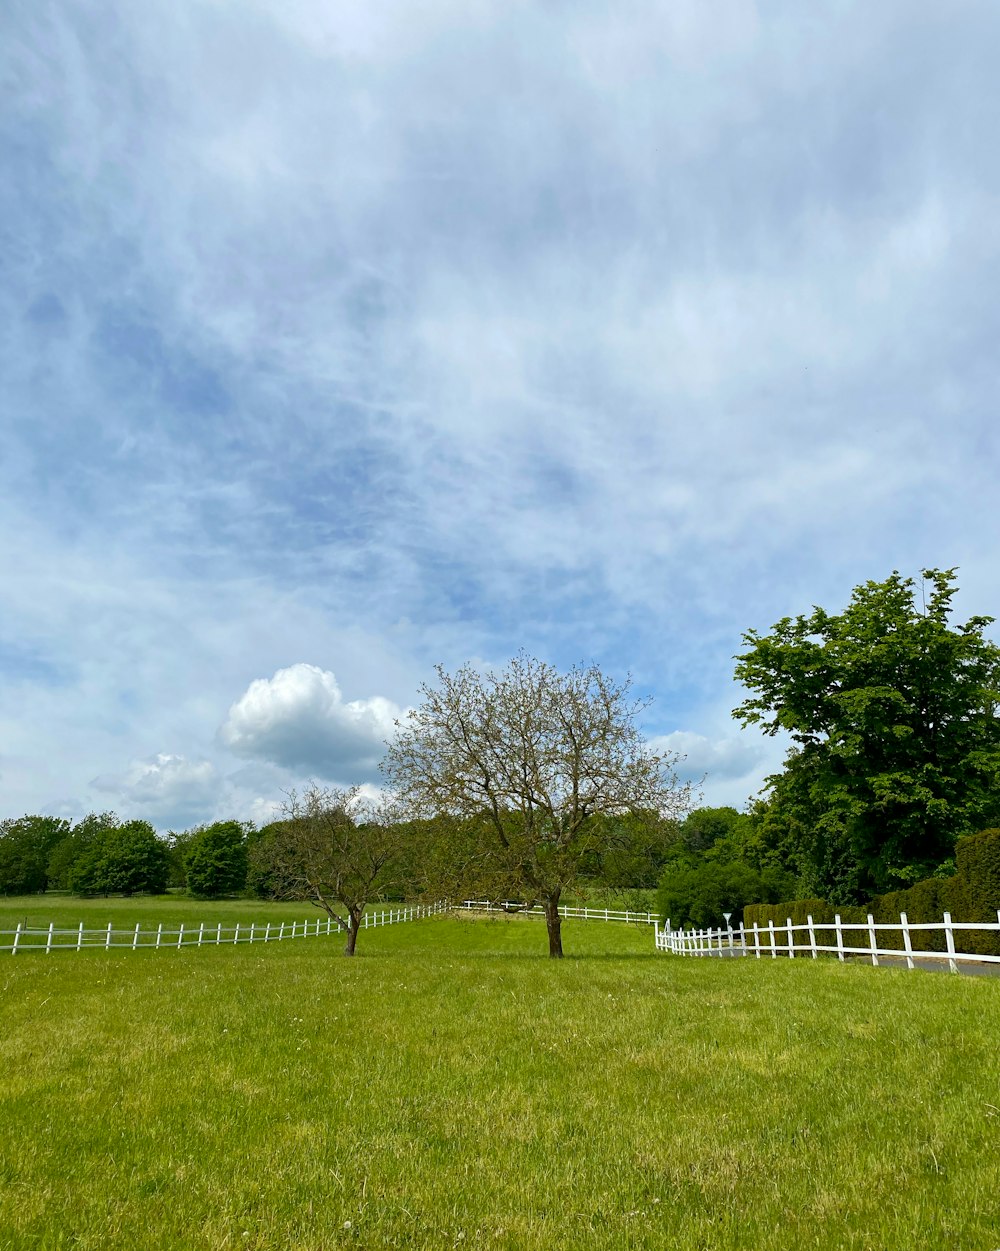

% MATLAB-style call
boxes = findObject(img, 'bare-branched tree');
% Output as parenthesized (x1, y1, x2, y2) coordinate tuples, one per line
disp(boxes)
(382, 652, 693, 957)
(254, 785, 405, 955)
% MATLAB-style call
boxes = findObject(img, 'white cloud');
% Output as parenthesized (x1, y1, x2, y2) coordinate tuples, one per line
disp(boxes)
(90, 754, 221, 828)
(219, 664, 403, 780)
(650, 730, 764, 780)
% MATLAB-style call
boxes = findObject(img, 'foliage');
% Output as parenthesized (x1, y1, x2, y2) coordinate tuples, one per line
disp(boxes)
(658, 858, 793, 929)
(250, 786, 408, 954)
(734, 569, 1000, 901)
(183, 821, 249, 898)
(745, 826, 1000, 955)
(678, 806, 746, 852)
(383, 651, 693, 957)
(46, 812, 120, 890)
(0, 815, 70, 894)
(69, 820, 170, 896)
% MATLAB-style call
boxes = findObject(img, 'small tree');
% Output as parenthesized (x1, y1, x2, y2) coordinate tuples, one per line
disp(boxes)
(253, 786, 406, 955)
(382, 652, 693, 957)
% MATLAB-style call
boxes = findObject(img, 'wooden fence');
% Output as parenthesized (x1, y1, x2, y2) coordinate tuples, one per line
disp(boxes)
(459, 900, 657, 924)
(655, 910, 1000, 973)
(1, 901, 447, 955)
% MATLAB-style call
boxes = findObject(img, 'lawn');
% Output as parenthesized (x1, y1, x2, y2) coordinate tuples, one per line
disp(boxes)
(1, 904, 999, 1250)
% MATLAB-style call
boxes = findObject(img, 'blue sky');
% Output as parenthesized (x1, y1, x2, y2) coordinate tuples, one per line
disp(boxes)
(3, 1, 1000, 829)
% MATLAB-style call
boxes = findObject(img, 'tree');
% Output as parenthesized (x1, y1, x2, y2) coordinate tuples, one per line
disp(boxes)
(47, 812, 119, 890)
(251, 786, 406, 955)
(656, 858, 792, 930)
(69, 820, 170, 896)
(733, 569, 1000, 901)
(382, 652, 693, 958)
(678, 806, 746, 853)
(183, 821, 249, 898)
(0, 816, 70, 894)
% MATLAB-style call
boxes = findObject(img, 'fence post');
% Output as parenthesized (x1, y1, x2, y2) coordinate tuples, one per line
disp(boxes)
(234, 923, 240, 945)
(786, 917, 795, 959)
(177, 923, 185, 950)
(866, 914, 879, 967)
(807, 915, 817, 960)
(834, 914, 844, 962)
(133, 923, 141, 951)
(943, 911, 958, 974)
(156, 923, 162, 950)
(753, 921, 761, 959)
(217, 922, 222, 945)
(279, 922, 285, 941)
(249, 923, 255, 945)
(767, 919, 777, 958)
(46, 922, 54, 954)
(77, 921, 84, 952)
(900, 911, 914, 971)
(106, 923, 112, 951)
(198, 923, 205, 948)
(12, 923, 22, 955)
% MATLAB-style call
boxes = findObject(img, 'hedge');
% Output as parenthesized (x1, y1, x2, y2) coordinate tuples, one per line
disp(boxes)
(742, 827, 1000, 957)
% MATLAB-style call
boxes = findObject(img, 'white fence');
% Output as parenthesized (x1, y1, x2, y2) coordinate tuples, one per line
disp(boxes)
(459, 900, 657, 925)
(1, 901, 447, 955)
(655, 910, 1000, 973)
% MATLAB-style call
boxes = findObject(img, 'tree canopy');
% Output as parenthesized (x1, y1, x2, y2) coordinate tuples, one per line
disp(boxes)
(733, 569, 1000, 901)
(382, 651, 692, 956)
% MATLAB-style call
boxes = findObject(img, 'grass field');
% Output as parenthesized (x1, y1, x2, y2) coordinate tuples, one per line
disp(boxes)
(2, 901, 1000, 1251)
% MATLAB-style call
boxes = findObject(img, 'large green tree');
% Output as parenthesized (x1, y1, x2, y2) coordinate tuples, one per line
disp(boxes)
(183, 821, 249, 898)
(382, 652, 693, 957)
(734, 569, 1000, 901)
(69, 820, 170, 896)
(0, 816, 70, 894)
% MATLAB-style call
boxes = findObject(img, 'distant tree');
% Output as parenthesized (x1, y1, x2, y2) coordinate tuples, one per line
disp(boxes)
(70, 820, 170, 896)
(0, 816, 70, 894)
(255, 786, 408, 955)
(184, 821, 249, 898)
(47, 812, 119, 890)
(734, 569, 1000, 901)
(382, 652, 693, 958)
(657, 859, 793, 930)
(679, 806, 746, 853)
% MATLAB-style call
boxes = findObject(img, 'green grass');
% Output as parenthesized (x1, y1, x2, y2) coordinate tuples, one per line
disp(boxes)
(1, 903, 999, 1250)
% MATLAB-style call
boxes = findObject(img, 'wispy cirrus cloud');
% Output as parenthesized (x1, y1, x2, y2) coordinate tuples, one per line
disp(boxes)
(3, 1, 1000, 826)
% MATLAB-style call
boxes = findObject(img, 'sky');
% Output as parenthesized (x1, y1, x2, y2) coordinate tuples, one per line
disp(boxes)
(3, 1, 1000, 831)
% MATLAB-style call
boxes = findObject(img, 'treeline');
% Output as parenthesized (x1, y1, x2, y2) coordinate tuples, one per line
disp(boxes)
(0, 807, 680, 903)
(0, 812, 247, 898)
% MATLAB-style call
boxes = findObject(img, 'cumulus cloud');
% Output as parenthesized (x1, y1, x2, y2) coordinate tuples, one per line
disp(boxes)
(90, 753, 221, 829)
(219, 664, 402, 780)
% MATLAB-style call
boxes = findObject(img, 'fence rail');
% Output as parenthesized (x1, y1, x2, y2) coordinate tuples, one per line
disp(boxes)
(1, 901, 447, 955)
(655, 910, 1000, 973)
(459, 900, 657, 924)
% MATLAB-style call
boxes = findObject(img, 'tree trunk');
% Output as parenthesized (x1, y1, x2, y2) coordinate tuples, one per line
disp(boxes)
(544, 893, 563, 959)
(345, 908, 362, 956)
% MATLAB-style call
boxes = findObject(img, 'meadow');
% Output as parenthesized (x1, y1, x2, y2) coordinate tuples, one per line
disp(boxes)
(2, 902, 1000, 1250)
